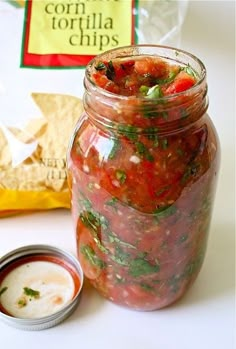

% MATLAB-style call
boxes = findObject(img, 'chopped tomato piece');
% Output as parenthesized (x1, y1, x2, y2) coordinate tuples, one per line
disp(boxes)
(134, 57, 167, 78)
(165, 71, 196, 95)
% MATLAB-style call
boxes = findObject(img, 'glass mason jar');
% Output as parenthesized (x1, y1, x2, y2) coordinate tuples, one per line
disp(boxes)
(67, 45, 220, 311)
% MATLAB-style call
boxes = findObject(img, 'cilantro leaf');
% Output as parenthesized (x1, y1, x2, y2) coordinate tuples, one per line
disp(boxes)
(106, 60, 115, 80)
(109, 139, 120, 159)
(156, 70, 179, 85)
(105, 197, 118, 210)
(181, 64, 198, 79)
(0, 286, 8, 296)
(23, 287, 40, 299)
(95, 62, 106, 71)
(128, 258, 160, 278)
(146, 85, 163, 99)
(108, 232, 136, 249)
(117, 124, 138, 141)
(139, 85, 149, 95)
(115, 169, 127, 184)
(135, 141, 154, 162)
(80, 211, 109, 232)
(80, 245, 106, 269)
(17, 298, 27, 308)
(79, 197, 92, 210)
(110, 246, 130, 266)
(154, 204, 177, 219)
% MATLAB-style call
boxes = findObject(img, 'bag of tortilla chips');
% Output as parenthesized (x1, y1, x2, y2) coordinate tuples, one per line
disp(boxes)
(0, 0, 188, 216)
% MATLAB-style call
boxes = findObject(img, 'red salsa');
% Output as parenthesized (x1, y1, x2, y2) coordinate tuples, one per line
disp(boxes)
(68, 47, 219, 310)
(92, 57, 196, 97)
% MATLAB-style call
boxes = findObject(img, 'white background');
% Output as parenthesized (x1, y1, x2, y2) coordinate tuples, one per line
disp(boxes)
(0, 1, 235, 348)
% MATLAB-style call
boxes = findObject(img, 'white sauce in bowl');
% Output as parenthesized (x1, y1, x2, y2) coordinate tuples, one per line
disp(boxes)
(0, 261, 75, 319)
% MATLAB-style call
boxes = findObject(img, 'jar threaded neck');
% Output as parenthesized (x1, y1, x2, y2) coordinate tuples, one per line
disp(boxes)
(83, 45, 208, 133)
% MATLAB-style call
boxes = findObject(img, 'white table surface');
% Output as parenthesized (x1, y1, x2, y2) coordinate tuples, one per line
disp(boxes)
(0, 1, 235, 348)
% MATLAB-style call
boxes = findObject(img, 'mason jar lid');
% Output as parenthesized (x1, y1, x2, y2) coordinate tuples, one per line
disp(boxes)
(0, 244, 83, 331)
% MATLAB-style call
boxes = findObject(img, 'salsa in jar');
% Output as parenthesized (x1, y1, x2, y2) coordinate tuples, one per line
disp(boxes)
(67, 45, 220, 310)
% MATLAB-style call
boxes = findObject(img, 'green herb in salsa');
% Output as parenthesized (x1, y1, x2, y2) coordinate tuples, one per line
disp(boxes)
(81, 245, 106, 269)
(128, 258, 160, 278)
(115, 169, 127, 184)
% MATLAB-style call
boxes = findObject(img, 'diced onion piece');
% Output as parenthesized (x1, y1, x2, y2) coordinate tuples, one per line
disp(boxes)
(129, 155, 141, 164)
